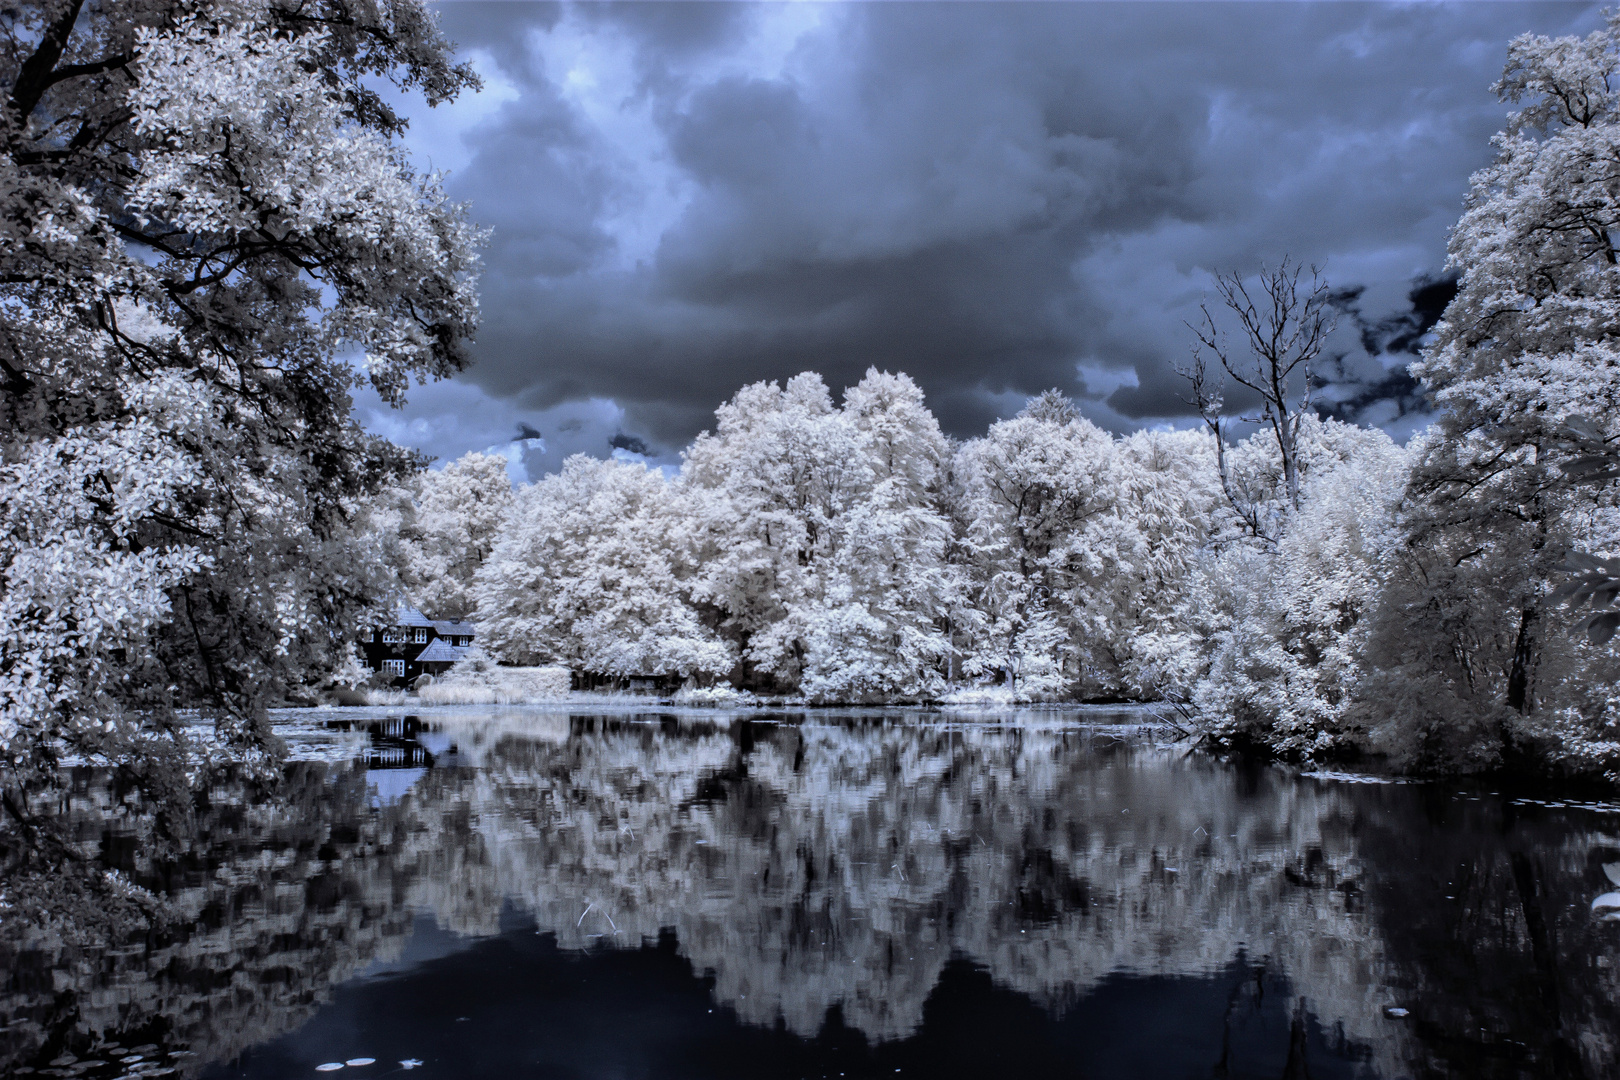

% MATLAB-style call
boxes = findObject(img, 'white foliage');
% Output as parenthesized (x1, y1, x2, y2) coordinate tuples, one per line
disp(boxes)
(418, 653, 574, 704)
(1350, 14, 1620, 773)
(390, 451, 513, 618)
(681, 370, 962, 700)
(1165, 418, 1409, 757)
(0, 396, 211, 752)
(461, 374, 1239, 707)
(474, 455, 732, 678)
(680, 371, 863, 684)
(130, 12, 481, 401)
(951, 397, 1220, 701)
(1, 0, 480, 779)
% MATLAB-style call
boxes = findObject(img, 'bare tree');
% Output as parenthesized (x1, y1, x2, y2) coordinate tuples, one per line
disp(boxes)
(1179, 259, 1336, 514)
(1174, 349, 1266, 540)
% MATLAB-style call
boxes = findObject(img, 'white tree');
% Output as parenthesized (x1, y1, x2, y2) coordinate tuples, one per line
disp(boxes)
(391, 451, 513, 618)
(1352, 15, 1620, 774)
(679, 369, 962, 700)
(0, 0, 481, 803)
(951, 392, 1128, 700)
(474, 455, 733, 681)
(680, 373, 868, 690)
(1102, 427, 1224, 697)
(1176, 419, 1409, 759)
(796, 370, 961, 701)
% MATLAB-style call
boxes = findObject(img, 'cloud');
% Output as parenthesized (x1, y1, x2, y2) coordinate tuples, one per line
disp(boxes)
(352, 377, 668, 482)
(382, 0, 1602, 461)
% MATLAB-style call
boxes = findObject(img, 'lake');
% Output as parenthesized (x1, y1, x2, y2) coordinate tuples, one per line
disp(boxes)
(4, 707, 1619, 1079)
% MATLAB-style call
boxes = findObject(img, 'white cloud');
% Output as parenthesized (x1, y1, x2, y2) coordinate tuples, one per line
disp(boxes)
(354, 377, 665, 482)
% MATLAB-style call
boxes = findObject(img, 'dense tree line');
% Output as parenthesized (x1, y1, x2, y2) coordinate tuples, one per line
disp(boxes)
(414, 374, 1410, 731)
(427, 371, 1228, 704)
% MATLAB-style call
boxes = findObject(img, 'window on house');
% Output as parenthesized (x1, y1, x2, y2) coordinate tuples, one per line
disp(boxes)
(383, 659, 405, 677)
(413, 627, 428, 644)
(382, 628, 405, 644)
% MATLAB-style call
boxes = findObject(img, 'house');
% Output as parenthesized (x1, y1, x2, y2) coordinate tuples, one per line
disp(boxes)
(360, 606, 478, 683)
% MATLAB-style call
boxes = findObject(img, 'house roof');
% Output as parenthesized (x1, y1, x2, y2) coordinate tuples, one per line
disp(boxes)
(433, 619, 477, 637)
(396, 607, 436, 628)
(415, 639, 463, 663)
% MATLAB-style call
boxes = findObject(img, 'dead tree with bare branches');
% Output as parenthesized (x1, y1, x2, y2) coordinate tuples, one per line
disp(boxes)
(1178, 259, 1337, 521)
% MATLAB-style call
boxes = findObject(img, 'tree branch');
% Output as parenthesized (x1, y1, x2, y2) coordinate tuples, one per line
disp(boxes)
(7, 0, 87, 131)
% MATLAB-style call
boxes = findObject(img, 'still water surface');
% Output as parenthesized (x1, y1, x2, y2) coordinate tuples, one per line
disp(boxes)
(5, 708, 1620, 1079)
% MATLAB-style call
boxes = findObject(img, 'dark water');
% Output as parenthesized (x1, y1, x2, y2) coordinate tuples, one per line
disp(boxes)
(5, 709, 1620, 1080)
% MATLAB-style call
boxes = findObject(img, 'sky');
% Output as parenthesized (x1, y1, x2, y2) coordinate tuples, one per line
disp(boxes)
(355, 0, 1603, 478)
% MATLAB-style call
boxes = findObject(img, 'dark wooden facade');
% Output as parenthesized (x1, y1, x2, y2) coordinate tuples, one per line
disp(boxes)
(360, 607, 477, 684)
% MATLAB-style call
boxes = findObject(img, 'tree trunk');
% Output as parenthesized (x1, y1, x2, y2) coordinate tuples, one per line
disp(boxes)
(1506, 606, 1537, 713)
(1280, 411, 1302, 511)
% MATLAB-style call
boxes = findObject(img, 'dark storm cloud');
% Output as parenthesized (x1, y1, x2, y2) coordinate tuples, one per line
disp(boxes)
(1312, 276, 1458, 429)
(422, 0, 1601, 450)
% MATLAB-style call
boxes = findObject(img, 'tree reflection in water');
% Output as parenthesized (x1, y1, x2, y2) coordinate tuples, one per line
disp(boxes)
(2, 709, 1617, 1079)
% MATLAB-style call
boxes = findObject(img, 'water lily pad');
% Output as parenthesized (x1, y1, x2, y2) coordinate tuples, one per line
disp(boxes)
(345, 1060, 376, 1067)
(315, 1065, 345, 1073)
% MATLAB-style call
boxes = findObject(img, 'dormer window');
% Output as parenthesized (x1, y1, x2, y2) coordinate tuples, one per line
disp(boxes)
(413, 627, 428, 644)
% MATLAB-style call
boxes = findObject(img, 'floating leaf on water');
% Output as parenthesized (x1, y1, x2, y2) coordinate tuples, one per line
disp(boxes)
(1384, 1006, 1410, 1018)
(1604, 863, 1620, 886)
(316, 1065, 346, 1073)
(345, 1060, 376, 1067)
(1591, 891, 1620, 916)
(400, 1061, 424, 1071)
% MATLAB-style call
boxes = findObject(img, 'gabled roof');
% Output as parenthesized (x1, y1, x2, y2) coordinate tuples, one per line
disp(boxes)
(396, 607, 436, 628)
(433, 619, 477, 637)
(415, 639, 463, 663)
